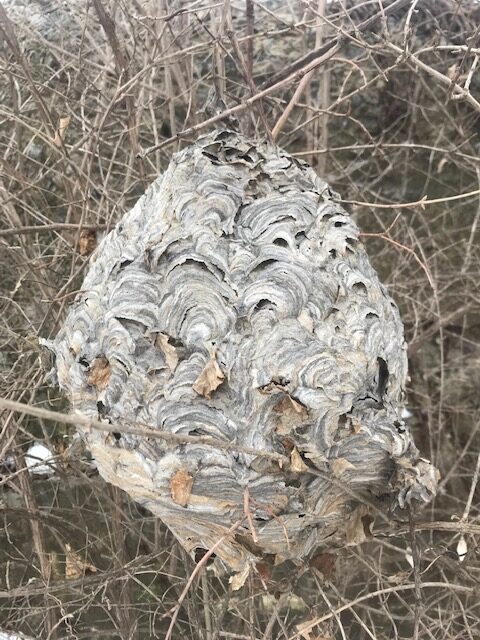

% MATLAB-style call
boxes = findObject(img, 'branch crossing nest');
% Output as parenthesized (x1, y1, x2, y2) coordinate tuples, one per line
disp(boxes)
(43, 129, 438, 574)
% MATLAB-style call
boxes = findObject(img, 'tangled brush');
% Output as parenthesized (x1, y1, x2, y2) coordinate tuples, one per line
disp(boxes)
(43, 128, 438, 574)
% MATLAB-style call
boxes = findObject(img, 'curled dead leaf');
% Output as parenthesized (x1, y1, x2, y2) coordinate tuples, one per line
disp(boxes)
(79, 229, 97, 256)
(330, 457, 355, 478)
(309, 552, 336, 580)
(280, 437, 295, 453)
(87, 356, 111, 390)
(229, 563, 250, 591)
(53, 116, 71, 147)
(447, 63, 458, 80)
(254, 560, 272, 584)
(457, 535, 468, 562)
(274, 394, 308, 435)
(387, 570, 410, 584)
(170, 468, 193, 507)
(155, 333, 178, 372)
(290, 447, 309, 473)
(351, 417, 362, 434)
(193, 353, 224, 398)
(345, 505, 374, 545)
(296, 617, 333, 640)
(436, 157, 448, 174)
(274, 394, 307, 415)
(65, 543, 97, 580)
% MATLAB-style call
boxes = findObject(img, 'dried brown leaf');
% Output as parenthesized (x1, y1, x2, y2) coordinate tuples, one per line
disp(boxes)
(351, 418, 362, 434)
(345, 505, 374, 545)
(387, 570, 410, 585)
(436, 157, 448, 174)
(330, 457, 355, 477)
(290, 447, 309, 473)
(155, 333, 178, 372)
(274, 394, 307, 415)
(280, 437, 295, 453)
(193, 353, 224, 398)
(87, 356, 111, 390)
(447, 63, 458, 79)
(274, 394, 308, 435)
(170, 468, 193, 507)
(229, 564, 250, 591)
(296, 617, 333, 640)
(65, 543, 97, 580)
(53, 116, 71, 147)
(255, 560, 272, 584)
(79, 229, 97, 256)
(309, 552, 336, 580)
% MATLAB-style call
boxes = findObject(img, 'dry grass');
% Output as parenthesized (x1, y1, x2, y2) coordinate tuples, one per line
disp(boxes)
(0, 1, 479, 638)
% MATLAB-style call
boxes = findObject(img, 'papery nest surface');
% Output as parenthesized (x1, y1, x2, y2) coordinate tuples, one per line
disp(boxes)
(43, 129, 438, 573)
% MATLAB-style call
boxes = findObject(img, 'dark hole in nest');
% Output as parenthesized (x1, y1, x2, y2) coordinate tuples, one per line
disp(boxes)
(377, 357, 389, 399)
(295, 231, 307, 243)
(116, 317, 148, 338)
(97, 401, 108, 417)
(112, 432, 122, 442)
(273, 237, 289, 247)
(338, 413, 348, 427)
(239, 152, 254, 163)
(181, 258, 211, 275)
(254, 299, 275, 312)
(235, 532, 264, 556)
(285, 477, 301, 488)
(324, 306, 339, 320)
(293, 423, 311, 437)
(165, 335, 185, 349)
(353, 281, 367, 294)
(188, 428, 207, 437)
(216, 130, 232, 140)
(394, 420, 406, 434)
(251, 258, 277, 274)
(194, 548, 216, 565)
(202, 151, 220, 164)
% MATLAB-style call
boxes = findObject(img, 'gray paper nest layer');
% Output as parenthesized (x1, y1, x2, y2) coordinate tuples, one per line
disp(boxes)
(45, 129, 438, 572)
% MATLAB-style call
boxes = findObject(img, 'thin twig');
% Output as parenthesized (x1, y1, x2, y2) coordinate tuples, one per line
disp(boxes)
(0, 397, 289, 464)
(0, 223, 110, 238)
(289, 582, 475, 640)
(360, 232, 435, 290)
(338, 188, 480, 209)
(461, 452, 480, 522)
(262, 0, 412, 90)
(164, 518, 245, 640)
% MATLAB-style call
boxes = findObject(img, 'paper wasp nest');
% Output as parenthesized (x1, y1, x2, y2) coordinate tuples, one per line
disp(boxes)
(45, 129, 438, 572)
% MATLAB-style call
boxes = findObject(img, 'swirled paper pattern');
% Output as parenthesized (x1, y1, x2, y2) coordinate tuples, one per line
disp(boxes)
(45, 129, 438, 571)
